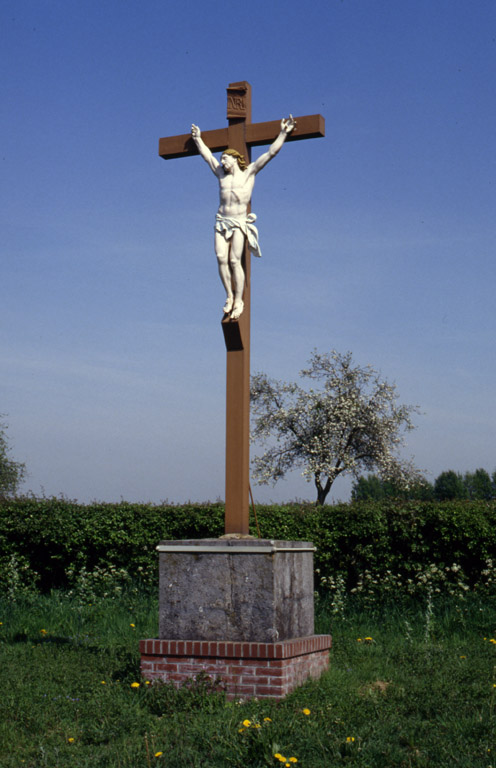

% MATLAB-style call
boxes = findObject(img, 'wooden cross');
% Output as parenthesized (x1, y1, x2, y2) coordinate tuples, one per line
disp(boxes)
(159, 81, 325, 535)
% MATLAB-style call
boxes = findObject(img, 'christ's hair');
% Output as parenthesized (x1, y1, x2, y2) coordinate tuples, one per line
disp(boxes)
(222, 148, 248, 171)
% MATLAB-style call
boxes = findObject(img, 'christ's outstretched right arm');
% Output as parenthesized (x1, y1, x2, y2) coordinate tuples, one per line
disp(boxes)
(191, 124, 220, 175)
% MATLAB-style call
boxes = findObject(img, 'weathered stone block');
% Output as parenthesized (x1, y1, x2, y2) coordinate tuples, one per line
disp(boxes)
(158, 539, 315, 642)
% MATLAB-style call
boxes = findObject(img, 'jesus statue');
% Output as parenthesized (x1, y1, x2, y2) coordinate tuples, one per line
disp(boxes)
(191, 116, 296, 320)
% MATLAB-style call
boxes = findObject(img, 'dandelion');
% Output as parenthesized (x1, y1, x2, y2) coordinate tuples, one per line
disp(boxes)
(67, 737, 75, 743)
(40, 629, 47, 635)
(364, 636, 373, 643)
(459, 655, 466, 659)
(274, 755, 287, 763)
(302, 707, 311, 715)
(357, 638, 362, 643)
(489, 638, 496, 644)
(346, 736, 355, 742)
(130, 623, 135, 628)
(289, 759, 298, 763)
(131, 682, 140, 688)
(242, 719, 251, 727)
(154, 751, 163, 758)
(145, 680, 151, 685)
(264, 717, 272, 722)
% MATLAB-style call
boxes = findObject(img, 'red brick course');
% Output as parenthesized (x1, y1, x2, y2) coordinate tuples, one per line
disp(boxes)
(140, 635, 331, 700)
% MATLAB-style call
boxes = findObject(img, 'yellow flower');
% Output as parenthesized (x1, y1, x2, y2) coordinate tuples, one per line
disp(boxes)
(346, 736, 355, 742)
(154, 751, 163, 758)
(101, 680, 106, 684)
(459, 655, 466, 659)
(364, 637, 373, 643)
(302, 707, 311, 715)
(67, 737, 75, 743)
(242, 719, 251, 727)
(264, 717, 272, 722)
(357, 638, 362, 643)
(130, 682, 140, 688)
(145, 680, 151, 685)
(238, 728, 245, 733)
(274, 754, 283, 760)
(490, 638, 496, 644)
(130, 623, 135, 628)
(289, 758, 298, 763)
(40, 629, 47, 635)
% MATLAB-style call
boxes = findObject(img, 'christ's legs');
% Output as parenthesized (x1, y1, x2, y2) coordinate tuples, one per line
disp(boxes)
(229, 229, 245, 320)
(215, 229, 246, 318)
(215, 232, 234, 313)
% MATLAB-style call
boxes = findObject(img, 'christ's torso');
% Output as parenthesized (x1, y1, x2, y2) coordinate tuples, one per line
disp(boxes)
(217, 170, 255, 217)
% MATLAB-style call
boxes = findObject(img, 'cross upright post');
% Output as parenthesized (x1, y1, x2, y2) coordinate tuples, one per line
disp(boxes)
(221, 82, 253, 535)
(158, 82, 325, 535)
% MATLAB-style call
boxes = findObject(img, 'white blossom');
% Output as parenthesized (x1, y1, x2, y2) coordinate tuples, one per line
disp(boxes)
(250, 349, 424, 504)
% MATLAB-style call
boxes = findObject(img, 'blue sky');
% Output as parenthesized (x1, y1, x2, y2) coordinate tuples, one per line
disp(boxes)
(2, 0, 495, 504)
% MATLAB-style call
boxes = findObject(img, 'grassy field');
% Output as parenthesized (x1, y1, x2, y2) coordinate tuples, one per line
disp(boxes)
(1, 589, 495, 767)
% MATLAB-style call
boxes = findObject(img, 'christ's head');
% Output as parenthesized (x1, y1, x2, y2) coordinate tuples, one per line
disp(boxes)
(221, 148, 247, 172)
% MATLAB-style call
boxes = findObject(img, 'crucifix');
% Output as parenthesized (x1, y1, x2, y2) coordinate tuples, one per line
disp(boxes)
(159, 81, 325, 535)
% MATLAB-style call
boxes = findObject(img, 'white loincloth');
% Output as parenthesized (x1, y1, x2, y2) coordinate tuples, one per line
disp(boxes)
(214, 213, 262, 258)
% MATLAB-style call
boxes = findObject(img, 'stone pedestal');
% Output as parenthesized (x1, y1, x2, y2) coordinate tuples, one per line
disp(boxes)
(140, 539, 331, 699)
(158, 539, 315, 642)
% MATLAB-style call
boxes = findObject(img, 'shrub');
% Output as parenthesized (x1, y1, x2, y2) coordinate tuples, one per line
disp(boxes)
(1, 498, 496, 599)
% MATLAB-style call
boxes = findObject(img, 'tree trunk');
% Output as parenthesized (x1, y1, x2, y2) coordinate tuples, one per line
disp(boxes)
(315, 474, 332, 506)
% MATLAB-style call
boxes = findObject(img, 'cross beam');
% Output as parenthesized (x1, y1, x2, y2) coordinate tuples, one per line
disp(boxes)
(159, 81, 325, 534)
(159, 114, 326, 160)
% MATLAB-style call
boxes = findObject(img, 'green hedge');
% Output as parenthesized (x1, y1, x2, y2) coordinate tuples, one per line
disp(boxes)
(1, 498, 496, 594)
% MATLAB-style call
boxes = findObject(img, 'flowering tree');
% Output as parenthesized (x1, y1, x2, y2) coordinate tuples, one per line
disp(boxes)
(250, 350, 423, 505)
(0, 416, 26, 499)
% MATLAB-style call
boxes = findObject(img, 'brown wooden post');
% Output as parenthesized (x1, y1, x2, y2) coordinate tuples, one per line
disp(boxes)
(222, 82, 252, 534)
(157, 83, 324, 535)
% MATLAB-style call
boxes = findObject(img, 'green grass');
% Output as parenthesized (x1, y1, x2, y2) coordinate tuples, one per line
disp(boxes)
(0, 590, 495, 767)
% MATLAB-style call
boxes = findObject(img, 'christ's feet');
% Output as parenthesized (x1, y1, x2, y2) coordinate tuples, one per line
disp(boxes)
(231, 299, 244, 320)
(223, 297, 233, 315)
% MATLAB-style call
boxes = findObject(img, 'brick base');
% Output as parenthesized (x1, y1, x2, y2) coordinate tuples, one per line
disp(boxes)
(140, 635, 331, 699)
